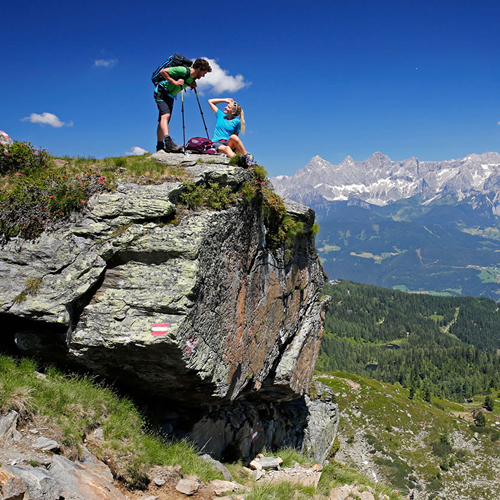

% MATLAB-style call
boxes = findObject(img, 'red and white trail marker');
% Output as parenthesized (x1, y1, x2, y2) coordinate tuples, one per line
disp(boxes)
(252, 429, 258, 442)
(151, 323, 169, 336)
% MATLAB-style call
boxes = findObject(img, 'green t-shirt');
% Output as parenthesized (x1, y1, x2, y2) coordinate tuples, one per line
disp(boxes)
(158, 67, 194, 96)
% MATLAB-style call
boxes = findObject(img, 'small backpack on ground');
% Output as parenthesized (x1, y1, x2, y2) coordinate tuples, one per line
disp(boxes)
(186, 137, 216, 154)
(152, 54, 193, 86)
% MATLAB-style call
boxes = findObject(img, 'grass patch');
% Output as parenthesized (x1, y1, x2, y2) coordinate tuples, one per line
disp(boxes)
(246, 482, 316, 500)
(178, 181, 238, 210)
(317, 462, 403, 500)
(0, 355, 221, 486)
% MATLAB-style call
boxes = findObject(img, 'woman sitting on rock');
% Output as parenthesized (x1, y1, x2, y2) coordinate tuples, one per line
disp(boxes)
(208, 98, 254, 165)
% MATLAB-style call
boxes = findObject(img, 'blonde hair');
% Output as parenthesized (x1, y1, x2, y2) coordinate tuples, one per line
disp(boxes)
(233, 102, 245, 134)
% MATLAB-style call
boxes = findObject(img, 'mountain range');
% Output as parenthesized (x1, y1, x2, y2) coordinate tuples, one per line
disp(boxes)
(271, 152, 500, 298)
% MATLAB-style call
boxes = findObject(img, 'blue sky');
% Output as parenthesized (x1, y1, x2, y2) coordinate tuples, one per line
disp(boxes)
(1, 0, 499, 176)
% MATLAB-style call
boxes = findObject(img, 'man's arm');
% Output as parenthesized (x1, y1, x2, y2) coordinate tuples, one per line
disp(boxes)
(159, 67, 186, 86)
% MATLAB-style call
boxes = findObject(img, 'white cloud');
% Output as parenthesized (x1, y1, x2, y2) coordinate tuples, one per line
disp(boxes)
(21, 112, 72, 128)
(196, 58, 250, 94)
(126, 146, 149, 156)
(95, 59, 117, 68)
(498, 121, 500, 125)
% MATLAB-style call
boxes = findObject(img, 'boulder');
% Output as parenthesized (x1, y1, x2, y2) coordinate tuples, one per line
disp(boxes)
(199, 454, 233, 480)
(0, 163, 335, 460)
(0, 411, 22, 444)
(0, 466, 27, 500)
(175, 478, 199, 495)
(48, 454, 129, 499)
(209, 479, 244, 496)
(302, 381, 340, 463)
(33, 437, 60, 452)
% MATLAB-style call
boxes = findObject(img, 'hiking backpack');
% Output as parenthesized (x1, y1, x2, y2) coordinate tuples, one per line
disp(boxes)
(152, 54, 193, 86)
(186, 137, 216, 154)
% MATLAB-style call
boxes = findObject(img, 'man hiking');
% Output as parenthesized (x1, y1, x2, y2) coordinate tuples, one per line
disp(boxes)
(155, 58, 212, 152)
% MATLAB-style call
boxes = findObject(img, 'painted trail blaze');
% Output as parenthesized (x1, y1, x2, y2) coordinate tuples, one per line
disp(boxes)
(151, 323, 169, 336)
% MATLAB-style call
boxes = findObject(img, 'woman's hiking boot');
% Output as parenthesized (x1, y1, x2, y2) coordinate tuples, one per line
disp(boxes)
(163, 135, 182, 153)
(238, 153, 255, 168)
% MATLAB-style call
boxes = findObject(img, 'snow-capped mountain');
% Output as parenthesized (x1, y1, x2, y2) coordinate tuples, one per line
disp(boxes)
(271, 152, 500, 208)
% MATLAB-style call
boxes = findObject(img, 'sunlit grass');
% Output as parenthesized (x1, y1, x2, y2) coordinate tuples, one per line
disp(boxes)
(0, 355, 220, 486)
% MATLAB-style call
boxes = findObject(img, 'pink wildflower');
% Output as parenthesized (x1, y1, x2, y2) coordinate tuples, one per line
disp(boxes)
(81, 200, 86, 204)
(49, 196, 54, 199)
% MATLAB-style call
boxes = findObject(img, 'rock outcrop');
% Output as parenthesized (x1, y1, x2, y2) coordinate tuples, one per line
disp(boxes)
(0, 156, 335, 460)
(0, 411, 129, 500)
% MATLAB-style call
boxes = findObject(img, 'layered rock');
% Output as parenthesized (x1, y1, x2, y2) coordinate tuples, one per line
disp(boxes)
(0, 158, 334, 459)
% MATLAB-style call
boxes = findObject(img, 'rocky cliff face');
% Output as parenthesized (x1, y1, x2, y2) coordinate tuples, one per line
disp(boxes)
(0, 155, 336, 461)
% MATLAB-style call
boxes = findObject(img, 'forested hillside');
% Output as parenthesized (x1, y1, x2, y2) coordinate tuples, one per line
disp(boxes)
(317, 281, 500, 401)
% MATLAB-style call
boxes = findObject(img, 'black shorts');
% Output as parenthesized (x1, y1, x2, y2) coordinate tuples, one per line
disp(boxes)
(154, 90, 174, 120)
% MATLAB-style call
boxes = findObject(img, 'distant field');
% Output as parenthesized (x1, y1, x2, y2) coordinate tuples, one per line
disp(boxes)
(392, 285, 453, 296)
(478, 267, 500, 283)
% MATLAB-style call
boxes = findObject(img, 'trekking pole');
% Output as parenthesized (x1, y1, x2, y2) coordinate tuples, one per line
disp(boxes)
(194, 88, 210, 140)
(180, 87, 186, 153)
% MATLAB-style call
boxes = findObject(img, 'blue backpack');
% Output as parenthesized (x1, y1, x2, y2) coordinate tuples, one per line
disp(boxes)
(152, 54, 193, 87)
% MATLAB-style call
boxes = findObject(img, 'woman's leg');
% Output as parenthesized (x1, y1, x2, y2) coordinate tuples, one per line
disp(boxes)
(217, 144, 235, 158)
(226, 135, 247, 155)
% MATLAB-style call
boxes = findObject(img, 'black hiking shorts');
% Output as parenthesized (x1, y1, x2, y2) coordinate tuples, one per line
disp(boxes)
(154, 90, 174, 120)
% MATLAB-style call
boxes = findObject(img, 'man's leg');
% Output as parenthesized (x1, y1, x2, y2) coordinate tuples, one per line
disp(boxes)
(155, 92, 181, 152)
(157, 113, 171, 142)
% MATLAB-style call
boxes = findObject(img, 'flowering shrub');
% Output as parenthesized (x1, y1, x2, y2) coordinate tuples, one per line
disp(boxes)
(0, 141, 52, 176)
(0, 163, 111, 240)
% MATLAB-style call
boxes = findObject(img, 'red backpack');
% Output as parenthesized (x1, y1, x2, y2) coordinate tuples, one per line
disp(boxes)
(186, 137, 216, 154)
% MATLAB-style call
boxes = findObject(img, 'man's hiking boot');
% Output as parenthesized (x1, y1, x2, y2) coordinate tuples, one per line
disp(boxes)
(156, 142, 165, 152)
(164, 135, 182, 153)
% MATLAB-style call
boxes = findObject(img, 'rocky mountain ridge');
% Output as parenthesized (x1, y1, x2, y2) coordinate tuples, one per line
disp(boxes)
(271, 152, 500, 208)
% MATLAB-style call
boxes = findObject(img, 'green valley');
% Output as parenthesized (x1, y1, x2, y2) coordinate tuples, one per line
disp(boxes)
(318, 371, 500, 500)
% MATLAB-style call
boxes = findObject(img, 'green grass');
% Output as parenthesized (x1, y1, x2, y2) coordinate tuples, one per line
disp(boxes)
(0, 355, 409, 498)
(316, 370, 500, 499)
(0, 355, 221, 486)
(317, 462, 404, 500)
(478, 267, 500, 283)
